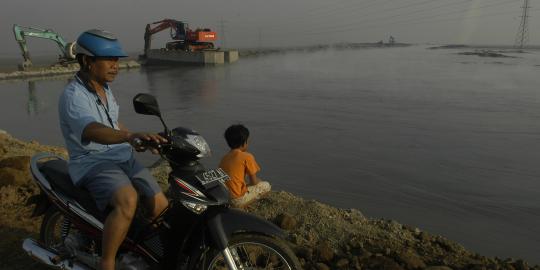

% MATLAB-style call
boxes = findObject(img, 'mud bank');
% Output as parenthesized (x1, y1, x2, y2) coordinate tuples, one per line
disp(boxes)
(0, 131, 537, 270)
(457, 51, 518, 58)
(0, 60, 140, 81)
(238, 42, 411, 58)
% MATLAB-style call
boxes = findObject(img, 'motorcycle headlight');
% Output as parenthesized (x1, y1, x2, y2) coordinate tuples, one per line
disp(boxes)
(185, 134, 211, 158)
(182, 201, 208, 214)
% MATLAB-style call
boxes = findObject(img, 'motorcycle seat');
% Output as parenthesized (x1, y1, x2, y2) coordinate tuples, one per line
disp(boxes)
(38, 159, 105, 221)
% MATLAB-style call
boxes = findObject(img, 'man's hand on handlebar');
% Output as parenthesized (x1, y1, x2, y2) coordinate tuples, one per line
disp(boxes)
(127, 132, 168, 154)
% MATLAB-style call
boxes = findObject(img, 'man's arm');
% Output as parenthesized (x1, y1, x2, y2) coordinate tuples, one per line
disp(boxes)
(82, 122, 166, 147)
(82, 122, 130, 145)
(118, 122, 128, 132)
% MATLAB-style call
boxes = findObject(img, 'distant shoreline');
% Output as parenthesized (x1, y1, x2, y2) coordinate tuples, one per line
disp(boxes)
(1, 43, 539, 72)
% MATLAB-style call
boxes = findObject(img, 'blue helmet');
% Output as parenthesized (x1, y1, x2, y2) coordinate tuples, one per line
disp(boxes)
(75, 29, 128, 58)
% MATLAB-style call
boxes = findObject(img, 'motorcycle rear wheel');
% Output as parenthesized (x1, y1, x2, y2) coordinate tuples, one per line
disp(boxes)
(202, 233, 301, 270)
(40, 207, 67, 251)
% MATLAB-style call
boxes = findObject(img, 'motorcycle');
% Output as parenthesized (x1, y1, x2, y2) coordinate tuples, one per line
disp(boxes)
(23, 93, 301, 270)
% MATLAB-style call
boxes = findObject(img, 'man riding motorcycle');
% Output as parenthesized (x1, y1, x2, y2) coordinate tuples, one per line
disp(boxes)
(58, 29, 168, 270)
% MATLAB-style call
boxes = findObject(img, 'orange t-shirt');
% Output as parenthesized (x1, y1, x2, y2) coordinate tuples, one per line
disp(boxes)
(219, 149, 260, 199)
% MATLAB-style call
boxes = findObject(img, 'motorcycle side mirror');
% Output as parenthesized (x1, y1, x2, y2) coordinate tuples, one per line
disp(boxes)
(133, 93, 170, 135)
(133, 93, 161, 117)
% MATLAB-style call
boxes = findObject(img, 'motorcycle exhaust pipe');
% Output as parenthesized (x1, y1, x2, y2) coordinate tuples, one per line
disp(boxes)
(22, 238, 90, 270)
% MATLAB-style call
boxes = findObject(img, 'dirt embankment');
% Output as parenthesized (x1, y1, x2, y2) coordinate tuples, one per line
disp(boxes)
(0, 60, 140, 81)
(0, 130, 537, 270)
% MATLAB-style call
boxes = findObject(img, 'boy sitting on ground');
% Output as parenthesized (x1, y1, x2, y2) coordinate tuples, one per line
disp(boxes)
(219, 124, 271, 208)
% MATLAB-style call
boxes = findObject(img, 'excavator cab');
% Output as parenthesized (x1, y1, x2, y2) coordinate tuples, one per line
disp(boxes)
(172, 21, 187, 40)
(143, 19, 217, 55)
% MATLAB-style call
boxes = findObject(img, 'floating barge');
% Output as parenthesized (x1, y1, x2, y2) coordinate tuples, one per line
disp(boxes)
(140, 49, 239, 65)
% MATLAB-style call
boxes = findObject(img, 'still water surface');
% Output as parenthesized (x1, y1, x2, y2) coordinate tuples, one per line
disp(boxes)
(1, 46, 540, 263)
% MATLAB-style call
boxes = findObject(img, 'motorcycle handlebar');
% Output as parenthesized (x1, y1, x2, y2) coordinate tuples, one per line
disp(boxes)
(133, 138, 163, 151)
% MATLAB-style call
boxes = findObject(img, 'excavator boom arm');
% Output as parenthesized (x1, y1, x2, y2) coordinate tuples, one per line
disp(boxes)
(147, 19, 180, 36)
(12, 24, 75, 69)
(144, 19, 186, 54)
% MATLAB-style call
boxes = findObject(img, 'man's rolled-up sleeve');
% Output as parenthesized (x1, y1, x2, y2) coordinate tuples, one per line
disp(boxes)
(64, 93, 98, 145)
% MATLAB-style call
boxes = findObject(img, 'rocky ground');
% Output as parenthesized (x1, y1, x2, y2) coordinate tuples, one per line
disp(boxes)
(0, 130, 537, 270)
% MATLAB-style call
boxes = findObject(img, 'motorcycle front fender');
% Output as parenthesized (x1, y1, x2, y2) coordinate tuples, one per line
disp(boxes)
(172, 208, 286, 270)
(207, 208, 285, 251)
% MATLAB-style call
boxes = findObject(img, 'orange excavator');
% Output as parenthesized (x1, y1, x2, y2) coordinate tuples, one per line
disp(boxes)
(143, 19, 216, 56)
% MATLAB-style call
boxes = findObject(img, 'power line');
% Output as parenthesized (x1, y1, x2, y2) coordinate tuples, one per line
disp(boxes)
(380, 7, 530, 29)
(305, 0, 390, 18)
(231, 0, 514, 37)
(272, 0, 465, 31)
(258, 27, 262, 49)
(304, 0, 364, 14)
(288, 0, 477, 34)
(351, 0, 518, 33)
(223, 1, 538, 47)
(261, 7, 535, 45)
(226, 0, 397, 31)
(229, 0, 421, 31)
(260, 0, 518, 37)
(297, 0, 434, 26)
(219, 19, 228, 48)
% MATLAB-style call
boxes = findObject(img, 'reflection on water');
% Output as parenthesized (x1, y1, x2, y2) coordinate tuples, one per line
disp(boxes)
(1, 46, 540, 263)
(27, 81, 37, 115)
(142, 65, 228, 107)
(24, 75, 73, 116)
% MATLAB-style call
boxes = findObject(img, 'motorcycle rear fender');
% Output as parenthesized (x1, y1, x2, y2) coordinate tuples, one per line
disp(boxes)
(26, 190, 51, 217)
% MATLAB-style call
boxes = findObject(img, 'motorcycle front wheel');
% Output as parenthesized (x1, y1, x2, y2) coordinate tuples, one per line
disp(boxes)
(203, 233, 302, 270)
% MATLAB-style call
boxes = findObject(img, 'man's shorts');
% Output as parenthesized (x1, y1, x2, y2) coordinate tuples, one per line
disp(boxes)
(231, 181, 271, 208)
(78, 156, 162, 211)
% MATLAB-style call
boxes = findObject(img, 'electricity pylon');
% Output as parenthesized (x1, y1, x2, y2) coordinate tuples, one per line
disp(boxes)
(514, 0, 530, 49)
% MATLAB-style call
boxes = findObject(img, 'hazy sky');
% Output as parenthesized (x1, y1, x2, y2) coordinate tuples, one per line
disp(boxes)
(1, 0, 538, 56)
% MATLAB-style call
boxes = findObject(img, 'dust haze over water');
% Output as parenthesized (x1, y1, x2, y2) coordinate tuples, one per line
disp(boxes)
(0, 0, 539, 56)
(1, 46, 540, 263)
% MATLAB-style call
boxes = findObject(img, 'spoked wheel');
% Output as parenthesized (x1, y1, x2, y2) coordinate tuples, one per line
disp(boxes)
(40, 207, 68, 251)
(204, 234, 301, 270)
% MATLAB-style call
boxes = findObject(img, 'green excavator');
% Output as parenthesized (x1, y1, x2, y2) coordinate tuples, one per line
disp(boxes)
(13, 24, 76, 71)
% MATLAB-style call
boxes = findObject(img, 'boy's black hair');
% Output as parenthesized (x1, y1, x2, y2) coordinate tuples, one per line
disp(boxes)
(224, 124, 249, 149)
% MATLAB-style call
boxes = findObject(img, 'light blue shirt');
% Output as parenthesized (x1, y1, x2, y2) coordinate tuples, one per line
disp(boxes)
(58, 73, 132, 184)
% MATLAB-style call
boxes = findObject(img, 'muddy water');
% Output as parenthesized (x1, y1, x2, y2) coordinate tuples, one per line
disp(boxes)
(1, 46, 540, 263)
